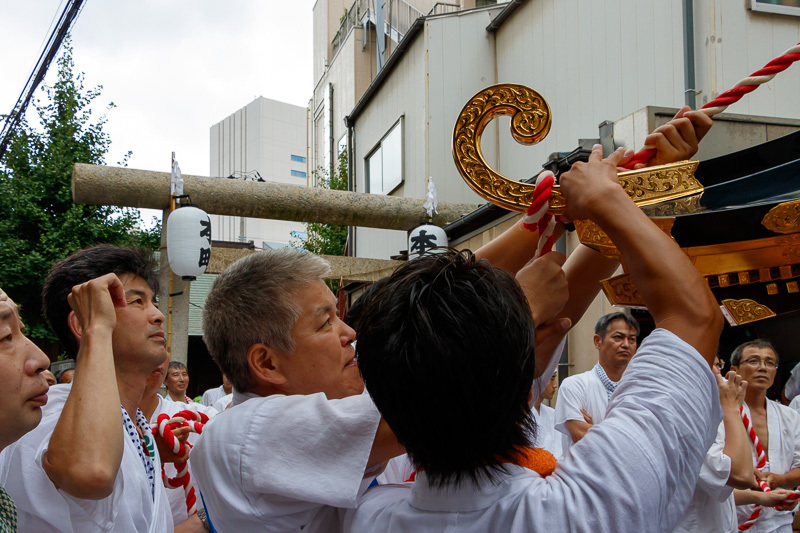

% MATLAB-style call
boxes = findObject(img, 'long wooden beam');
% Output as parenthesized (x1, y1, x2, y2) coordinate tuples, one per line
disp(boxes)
(208, 247, 402, 281)
(72, 163, 482, 231)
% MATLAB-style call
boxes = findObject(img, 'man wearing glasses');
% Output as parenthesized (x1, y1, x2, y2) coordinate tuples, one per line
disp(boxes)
(730, 340, 800, 531)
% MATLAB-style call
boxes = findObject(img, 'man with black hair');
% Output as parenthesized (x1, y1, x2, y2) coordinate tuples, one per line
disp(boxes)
(0, 287, 51, 531)
(730, 340, 800, 531)
(0, 246, 178, 532)
(346, 144, 724, 532)
(555, 311, 639, 447)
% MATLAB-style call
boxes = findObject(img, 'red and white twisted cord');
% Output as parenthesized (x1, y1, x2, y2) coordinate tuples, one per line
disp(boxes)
(623, 42, 800, 169)
(521, 171, 559, 257)
(152, 409, 209, 516)
(739, 406, 800, 530)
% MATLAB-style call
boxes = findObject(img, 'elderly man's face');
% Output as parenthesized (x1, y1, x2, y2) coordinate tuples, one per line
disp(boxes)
(0, 289, 51, 449)
(273, 279, 362, 400)
(732, 346, 778, 392)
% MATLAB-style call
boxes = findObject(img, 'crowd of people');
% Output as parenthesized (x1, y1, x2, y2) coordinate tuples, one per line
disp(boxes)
(0, 106, 797, 532)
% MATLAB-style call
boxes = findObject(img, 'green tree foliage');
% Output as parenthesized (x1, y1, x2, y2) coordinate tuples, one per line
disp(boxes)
(292, 150, 349, 293)
(0, 41, 159, 343)
(294, 149, 349, 257)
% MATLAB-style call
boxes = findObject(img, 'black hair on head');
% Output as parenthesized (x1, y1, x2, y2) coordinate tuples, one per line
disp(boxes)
(731, 339, 779, 367)
(356, 249, 537, 488)
(42, 245, 159, 358)
(168, 361, 187, 372)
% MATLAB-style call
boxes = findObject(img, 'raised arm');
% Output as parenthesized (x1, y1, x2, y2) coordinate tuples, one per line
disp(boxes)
(717, 370, 756, 488)
(43, 274, 125, 499)
(560, 145, 723, 363)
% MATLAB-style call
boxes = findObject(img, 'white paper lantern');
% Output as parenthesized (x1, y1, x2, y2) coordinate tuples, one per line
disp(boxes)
(167, 205, 212, 279)
(408, 223, 448, 260)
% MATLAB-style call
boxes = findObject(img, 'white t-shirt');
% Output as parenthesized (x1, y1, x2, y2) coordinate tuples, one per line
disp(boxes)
(191, 389, 382, 532)
(531, 404, 563, 460)
(554, 367, 609, 450)
(735, 400, 800, 533)
(150, 395, 218, 525)
(788, 395, 800, 416)
(783, 364, 800, 402)
(672, 421, 736, 533)
(0, 384, 173, 532)
(211, 392, 233, 412)
(344, 329, 722, 533)
(200, 384, 226, 407)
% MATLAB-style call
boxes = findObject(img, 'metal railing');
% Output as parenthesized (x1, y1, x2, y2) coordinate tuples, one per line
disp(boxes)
(331, 0, 426, 59)
(428, 2, 460, 16)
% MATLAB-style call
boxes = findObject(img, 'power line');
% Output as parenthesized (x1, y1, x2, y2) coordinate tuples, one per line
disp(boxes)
(0, 0, 87, 162)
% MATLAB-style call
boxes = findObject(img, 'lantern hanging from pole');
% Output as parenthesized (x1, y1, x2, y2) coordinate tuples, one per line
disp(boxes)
(408, 176, 448, 260)
(408, 223, 448, 260)
(167, 204, 212, 280)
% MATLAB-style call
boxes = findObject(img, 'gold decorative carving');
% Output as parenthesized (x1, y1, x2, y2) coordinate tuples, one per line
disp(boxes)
(787, 282, 799, 294)
(640, 193, 706, 217)
(452, 84, 702, 214)
(451, 84, 552, 213)
(762, 199, 800, 234)
(616, 160, 702, 207)
(574, 218, 675, 256)
(738, 272, 751, 285)
(767, 283, 778, 295)
(718, 275, 730, 288)
(721, 298, 776, 325)
(781, 234, 800, 263)
(600, 274, 645, 307)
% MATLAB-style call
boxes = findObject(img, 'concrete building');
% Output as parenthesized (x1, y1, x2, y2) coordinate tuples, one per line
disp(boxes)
(313, 0, 800, 378)
(209, 96, 309, 249)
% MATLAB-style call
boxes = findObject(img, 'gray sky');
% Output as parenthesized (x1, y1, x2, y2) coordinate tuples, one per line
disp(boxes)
(1, 0, 314, 223)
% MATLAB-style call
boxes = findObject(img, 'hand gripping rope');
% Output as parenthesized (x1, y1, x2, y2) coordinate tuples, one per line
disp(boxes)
(738, 406, 800, 530)
(521, 171, 559, 257)
(521, 43, 800, 246)
(152, 409, 209, 516)
(622, 42, 800, 169)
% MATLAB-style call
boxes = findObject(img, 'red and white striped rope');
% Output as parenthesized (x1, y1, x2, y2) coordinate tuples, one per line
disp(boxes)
(152, 409, 209, 516)
(522, 171, 559, 257)
(739, 406, 800, 530)
(622, 42, 800, 169)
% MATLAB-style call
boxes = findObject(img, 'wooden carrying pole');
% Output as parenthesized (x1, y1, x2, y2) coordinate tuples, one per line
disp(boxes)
(72, 163, 481, 231)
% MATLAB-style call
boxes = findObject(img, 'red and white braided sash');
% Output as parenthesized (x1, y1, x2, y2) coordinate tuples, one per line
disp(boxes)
(152, 409, 209, 516)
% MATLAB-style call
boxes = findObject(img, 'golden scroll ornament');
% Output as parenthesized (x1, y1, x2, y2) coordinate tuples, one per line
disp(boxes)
(452, 83, 703, 214)
(762, 199, 800, 235)
(721, 298, 777, 325)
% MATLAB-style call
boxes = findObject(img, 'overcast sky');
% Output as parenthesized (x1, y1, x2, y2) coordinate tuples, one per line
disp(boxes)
(1, 0, 315, 223)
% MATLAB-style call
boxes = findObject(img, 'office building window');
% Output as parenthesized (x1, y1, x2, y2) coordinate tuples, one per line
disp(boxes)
(291, 154, 307, 163)
(365, 118, 403, 195)
(291, 170, 307, 178)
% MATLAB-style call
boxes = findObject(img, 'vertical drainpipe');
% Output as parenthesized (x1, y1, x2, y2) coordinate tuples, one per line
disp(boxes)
(345, 115, 356, 257)
(683, 0, 697, 109)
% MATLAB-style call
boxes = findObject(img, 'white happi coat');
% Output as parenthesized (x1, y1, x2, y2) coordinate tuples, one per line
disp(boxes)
(531, 403, 563, 460)
(343, 329, 722, 533)
(191, 389, 383, 532)
(554, 367, 609, 450)
(200, 384, 226, 407)
(672, 421, 737, 533)
(150, 394, 218, 525)
(0, 384, 172, 532)
(735, 400, 800, 533)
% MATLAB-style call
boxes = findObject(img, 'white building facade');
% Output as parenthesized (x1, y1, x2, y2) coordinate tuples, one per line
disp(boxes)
(209, 96, 309, 249)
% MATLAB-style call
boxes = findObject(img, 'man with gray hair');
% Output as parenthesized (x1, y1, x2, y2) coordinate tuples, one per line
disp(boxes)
(555, 311, 640, 448)
(191, 248, 404, 532)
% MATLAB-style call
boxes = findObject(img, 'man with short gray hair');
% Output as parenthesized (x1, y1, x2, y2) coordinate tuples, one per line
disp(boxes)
(191, 248, 403, 532)
(555, 311, 640, 448)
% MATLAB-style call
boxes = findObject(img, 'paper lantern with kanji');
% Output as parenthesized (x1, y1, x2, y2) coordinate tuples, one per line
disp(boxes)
(408, 223, 448, 260)
(167, 205, 212, 280)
